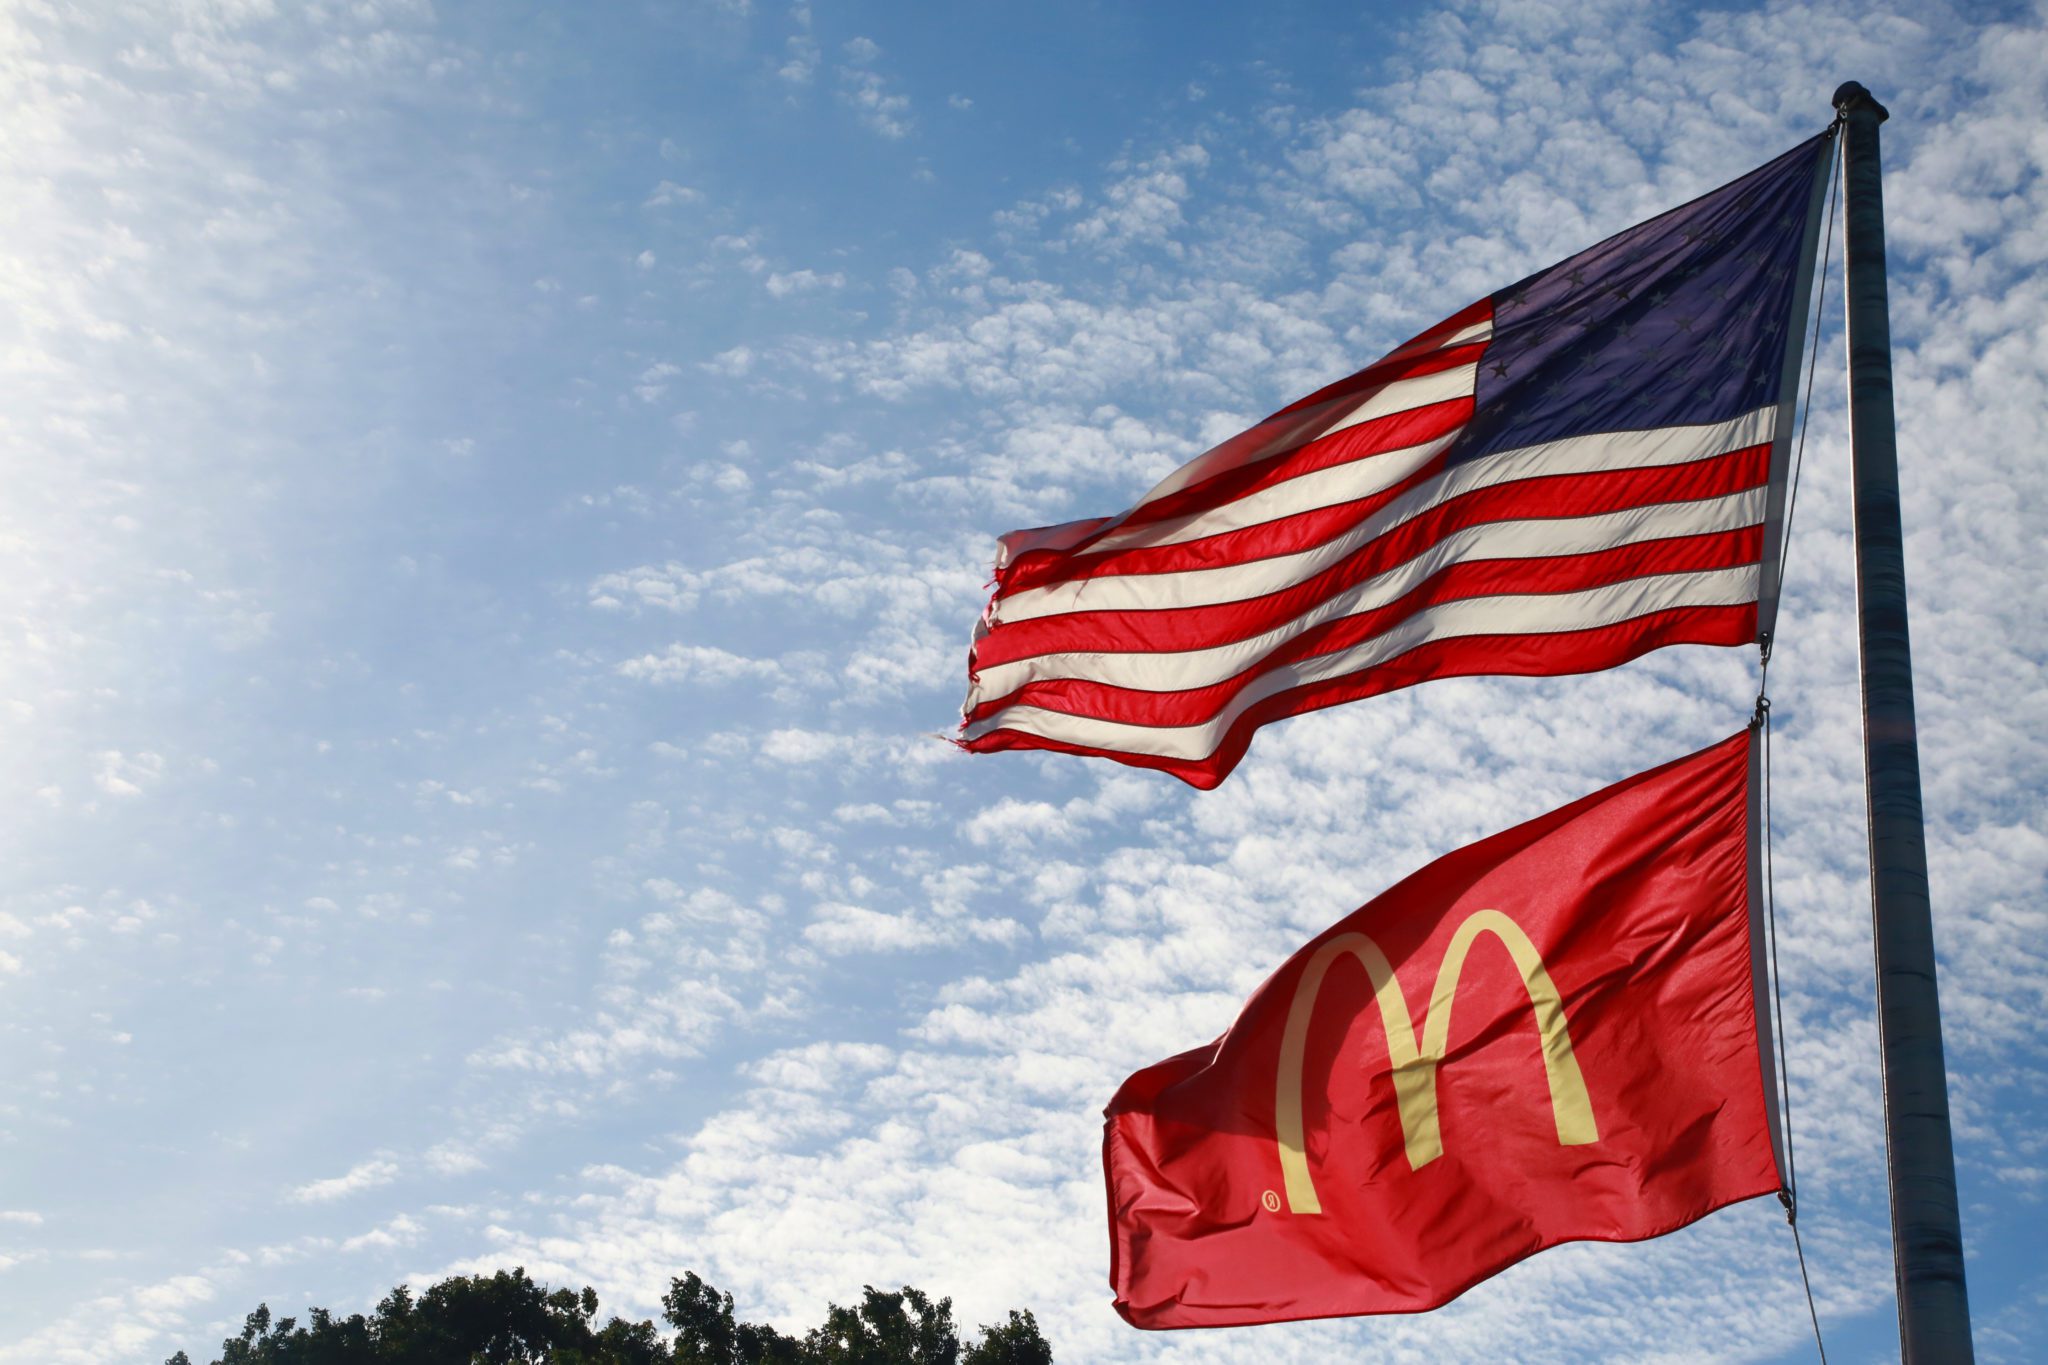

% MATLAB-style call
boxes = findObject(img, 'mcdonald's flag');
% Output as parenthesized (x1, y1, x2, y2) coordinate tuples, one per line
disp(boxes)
(960, 132, 1834, 788)
(1104, 731, 1784, 1328)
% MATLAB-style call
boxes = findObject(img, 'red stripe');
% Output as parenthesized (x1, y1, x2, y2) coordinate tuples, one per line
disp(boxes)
(969, 529, 1762, 729)
(997, 395, 1476, 596)
(959, 604, 1760, 788)
(1004, 441, 1766, 601)
(1274, 298, 1492, 417)
(974, 446, 1770, 667)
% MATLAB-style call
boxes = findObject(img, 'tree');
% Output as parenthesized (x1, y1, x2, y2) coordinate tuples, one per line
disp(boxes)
(961, 1312, 1052, 1365)
(662, 1272, 800, 1365)
(801, 1285, 956, 1365)
(168, 1267, 1051, 1365)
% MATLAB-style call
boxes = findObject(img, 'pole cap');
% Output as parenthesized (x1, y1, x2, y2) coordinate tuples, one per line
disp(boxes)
(1833, 81, 1890, 122)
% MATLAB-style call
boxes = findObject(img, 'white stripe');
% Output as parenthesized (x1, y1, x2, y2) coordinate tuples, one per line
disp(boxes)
(1317, 362, 1477, 439)
(970, 487, 1765, 700)
(995, 406, 1776, 624)
(1124, 393, 1358, 518)
(1125, 321, 1493, 515)
(966, 565, 1761, 763)
(1381, 315, 1493, 362)
(1082, 357, 1479, 557)
(1418, 317, 1492, 352)
(1080, 427, 1460, 557)
(995, 514, 1115, 567)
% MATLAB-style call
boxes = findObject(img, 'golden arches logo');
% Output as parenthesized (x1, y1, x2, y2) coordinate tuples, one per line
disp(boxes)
(1274, 908, 1598, 1215)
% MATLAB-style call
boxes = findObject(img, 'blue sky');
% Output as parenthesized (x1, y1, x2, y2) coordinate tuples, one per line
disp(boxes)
(2, 0, 2044, 1360)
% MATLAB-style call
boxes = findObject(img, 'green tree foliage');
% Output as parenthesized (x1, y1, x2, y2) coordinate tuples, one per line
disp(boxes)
(166, 1267, 1051, 1365)
(960, 1312, 1052, 1365)
(802, 1285, 955, 1365)
(661, 1272, 800, 1365)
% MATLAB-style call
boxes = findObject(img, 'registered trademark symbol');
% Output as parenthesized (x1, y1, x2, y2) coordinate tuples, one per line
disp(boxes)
(1261, 1190, 1281, 1213)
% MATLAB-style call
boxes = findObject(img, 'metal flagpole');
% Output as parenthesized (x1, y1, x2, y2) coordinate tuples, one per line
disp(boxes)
(1831, 80, 1975, 1362)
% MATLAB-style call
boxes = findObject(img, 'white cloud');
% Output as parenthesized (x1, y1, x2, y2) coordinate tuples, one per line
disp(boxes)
(1068, 143, 1209, 251)
(801, 902, 949, 953)
(586, 538, 982, 705)
(961, 772, 1165, 849)
(759, 727, 847, 764)
(92, 751, 164, 799)
(470, 962, 750, 1077)
(837, 51, 913, 139)
(615, 644, 784, 685)
(0, 1271, 218, 1365)
(633, 360, 681, 401)
(643, 180, 700, 207)
(424, 1143, 486, 1176)
(765, 268, 847, 297)
(289, 1158, 401, 1204)
(745, 1040, 895, 1091)
(340, 1213, 425, 1253)
(701, 344, 754, 377)
(778, 2, 819, 85)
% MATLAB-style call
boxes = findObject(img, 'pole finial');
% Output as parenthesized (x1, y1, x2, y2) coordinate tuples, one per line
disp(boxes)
(1832, 81, 1890, 122)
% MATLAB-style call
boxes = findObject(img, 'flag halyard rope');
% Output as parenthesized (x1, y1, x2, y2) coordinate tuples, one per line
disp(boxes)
(1764, 119, 1845, 695)
(1761, 703, 1828, 1364)
(1754, 119, 1841, 1365)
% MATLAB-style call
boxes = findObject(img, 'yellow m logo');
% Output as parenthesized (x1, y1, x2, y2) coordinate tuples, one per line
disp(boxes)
(1275, 908, 1598, 1215)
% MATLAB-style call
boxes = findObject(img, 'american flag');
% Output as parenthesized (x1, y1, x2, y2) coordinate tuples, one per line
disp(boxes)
(960, 131, 1835, 789)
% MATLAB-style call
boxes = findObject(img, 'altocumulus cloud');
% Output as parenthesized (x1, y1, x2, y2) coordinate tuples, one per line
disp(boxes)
(5, 1, 2045, 1363)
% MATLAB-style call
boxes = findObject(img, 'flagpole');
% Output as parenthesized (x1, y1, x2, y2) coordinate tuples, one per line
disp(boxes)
(1831, 80, 1974, 1362)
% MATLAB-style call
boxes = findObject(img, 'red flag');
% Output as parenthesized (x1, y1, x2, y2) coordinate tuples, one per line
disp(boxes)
(1104, 731, 1783, 1328)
